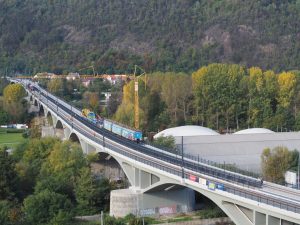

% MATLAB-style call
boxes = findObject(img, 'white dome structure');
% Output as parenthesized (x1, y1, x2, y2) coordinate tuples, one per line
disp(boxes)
(154, 125, 219, 138)
(234, 128, 274, 135)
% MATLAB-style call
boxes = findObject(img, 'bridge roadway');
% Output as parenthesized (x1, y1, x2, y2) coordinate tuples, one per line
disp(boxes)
(15, 79, 300, 225)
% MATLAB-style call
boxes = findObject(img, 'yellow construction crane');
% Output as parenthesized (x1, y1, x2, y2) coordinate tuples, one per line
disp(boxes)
(133, 65, 147, 130)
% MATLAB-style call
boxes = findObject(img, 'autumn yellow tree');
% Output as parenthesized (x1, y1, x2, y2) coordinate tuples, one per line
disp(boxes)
(3, 83, 26, 103)
(160, 72, 191, 125)
(248, 67, 277, 128)
(47, 78, 63, 95)
(275, 72, 296, 129)
(114, 80, 145, 128)
(88, 92, 99, 113)
(277, 72, 296, 108)
(3, 84, 26, 122)
(82, 92, 100, 113)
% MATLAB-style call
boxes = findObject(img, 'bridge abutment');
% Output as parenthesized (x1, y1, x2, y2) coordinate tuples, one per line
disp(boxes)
(110, 187, 195, 218)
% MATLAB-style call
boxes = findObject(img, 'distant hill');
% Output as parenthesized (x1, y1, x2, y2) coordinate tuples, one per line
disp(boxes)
(1, 0, 300, 74)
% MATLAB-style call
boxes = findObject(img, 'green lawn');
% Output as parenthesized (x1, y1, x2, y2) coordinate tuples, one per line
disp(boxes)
(0, 132, 25, 149)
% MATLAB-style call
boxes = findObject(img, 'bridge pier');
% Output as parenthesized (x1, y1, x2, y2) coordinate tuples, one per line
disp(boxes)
(80, 140, 97, 155)
(110, 187, 195, 218)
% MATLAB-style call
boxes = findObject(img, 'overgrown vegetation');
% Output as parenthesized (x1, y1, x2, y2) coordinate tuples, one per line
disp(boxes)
(2, 1, 300, 75)
(0, 138, 118, 224)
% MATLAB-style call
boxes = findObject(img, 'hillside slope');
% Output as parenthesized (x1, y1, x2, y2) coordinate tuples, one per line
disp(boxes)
(1, 0, 300, 74)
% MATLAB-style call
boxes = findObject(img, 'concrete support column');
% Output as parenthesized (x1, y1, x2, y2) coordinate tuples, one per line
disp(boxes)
(80, 139, 88, 154)
(134, 168, 140, 188)
(140, 171, 151, 189)
(52, 116, 58, 128)
(55, 128, 64, 139)
(63, 126, 71, 141)
(268, 215, 280, 225)
(255, 211, 266, 225)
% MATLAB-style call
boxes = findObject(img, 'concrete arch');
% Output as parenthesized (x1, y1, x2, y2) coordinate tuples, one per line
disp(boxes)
(46, 111, 53, 126)
(69, 132, 89, 154)
(39, 104, 45, 117)
(34, 99, 38, 107)
(96, 152, 129, 183)
(55, 120, 65, 139)
(143, 181, 252, 225)
(55, 120, 64, 129)
(69, 132, 80, 143)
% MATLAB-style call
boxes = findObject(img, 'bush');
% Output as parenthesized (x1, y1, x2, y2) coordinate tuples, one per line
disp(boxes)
(22, 130, 29, 138)
(152, 135, 176, 149)
(196, 207, 226, 219)
(23, 190, 74, 225)
(104, 215, 126, 225)
(0, 201, 22, 225)
(0, 201, 11, 225)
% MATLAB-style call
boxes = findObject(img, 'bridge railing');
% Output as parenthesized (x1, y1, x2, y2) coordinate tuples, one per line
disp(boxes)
(145, 140, 260, 179)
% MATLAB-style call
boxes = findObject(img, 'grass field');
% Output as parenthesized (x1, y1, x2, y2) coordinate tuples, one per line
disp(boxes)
(0, 132, 25, 149)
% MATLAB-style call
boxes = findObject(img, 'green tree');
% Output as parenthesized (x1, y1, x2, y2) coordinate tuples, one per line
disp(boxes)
(38, 141, 87, 201)
(0, 200, 12, 225)
(3, 100, 26, 123)
(153, 135, 176, 150)
(192, 64, 245, 130)
(247, 68, 277, 129)
(261, 146, 294, 184)
(0, 201, 21, 225)
(47, 78, 63, 96)
(23, 190, 73, 225)
(0, 148, 18, 201)
(75, 167, 98, 215)
(0, 110, 9, 125)
(14, 138, 58, 196)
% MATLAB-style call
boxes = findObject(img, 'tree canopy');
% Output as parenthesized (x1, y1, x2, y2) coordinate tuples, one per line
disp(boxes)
(2, 1, 300, 74)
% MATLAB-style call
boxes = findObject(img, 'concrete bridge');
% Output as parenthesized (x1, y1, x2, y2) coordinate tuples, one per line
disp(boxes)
(12, 79, 300, 225)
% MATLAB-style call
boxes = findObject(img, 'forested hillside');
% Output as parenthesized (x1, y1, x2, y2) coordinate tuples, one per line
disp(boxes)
(1, 0, 300, 74)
